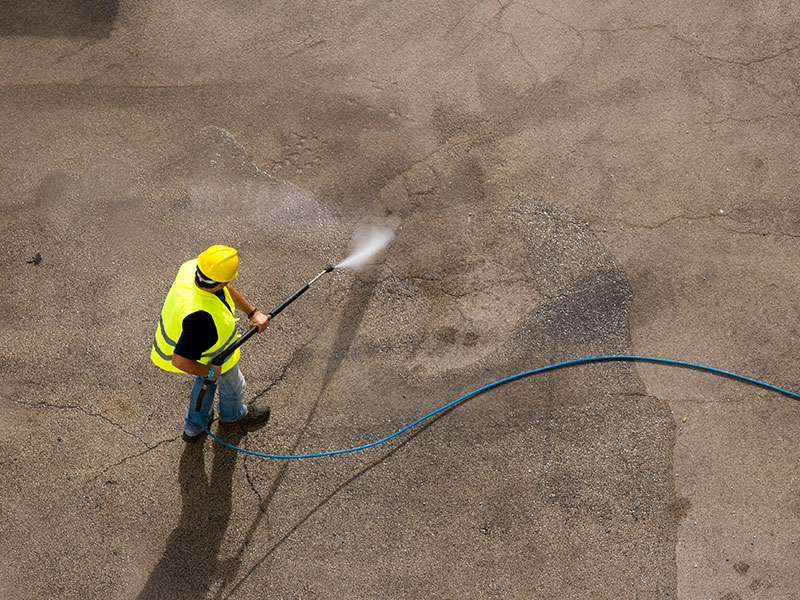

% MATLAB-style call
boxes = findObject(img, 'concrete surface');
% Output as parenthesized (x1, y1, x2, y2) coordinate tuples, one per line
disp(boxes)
(1, 1, 798, 599)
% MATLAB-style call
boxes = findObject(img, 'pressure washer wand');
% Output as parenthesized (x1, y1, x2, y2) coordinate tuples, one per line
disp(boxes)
(194, 265, 334, 412)
(268, 266, 332, 319)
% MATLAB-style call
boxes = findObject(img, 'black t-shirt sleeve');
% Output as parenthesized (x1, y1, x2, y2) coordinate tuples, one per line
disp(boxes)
(173, 311, 218, 361)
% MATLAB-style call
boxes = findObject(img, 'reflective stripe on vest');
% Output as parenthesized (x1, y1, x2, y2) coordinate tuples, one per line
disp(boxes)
(153, 315, 237, 360)
(150, 259, 241, 374)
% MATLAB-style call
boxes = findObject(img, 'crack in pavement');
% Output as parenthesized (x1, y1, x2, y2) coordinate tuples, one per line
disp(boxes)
(250, 303, 333, 402)
(447, 0, 490, 36)
(2, 82, 253, 93)
(700, 114, 800, 124)
(282, 39, 327, 59)
(13, 398, 147, 445)
(675, 39, 800, 67)
(714, 224, 800, 240)
(12, 392, 187, 487)
(216, 274, 386, 593)
(252, 359, 294, 400)
(507, 3, 796, 72)
(486, 23, 536, 70)
(590, 214, 721, 231)
(87, 435, 182, 483)
(242, 457, 266, 506)
(591, 215, 800, 239)
(578, 24, 670, 34)
(663, 114, 800, 127)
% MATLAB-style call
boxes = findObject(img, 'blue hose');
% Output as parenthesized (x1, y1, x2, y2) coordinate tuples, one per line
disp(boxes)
(200, 355, 799, 459)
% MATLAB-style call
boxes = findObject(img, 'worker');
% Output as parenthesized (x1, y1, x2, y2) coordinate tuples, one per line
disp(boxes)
(151, 245, 271, 442)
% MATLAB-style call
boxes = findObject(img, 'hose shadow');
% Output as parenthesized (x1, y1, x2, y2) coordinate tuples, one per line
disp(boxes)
(135, 430, 245, 600)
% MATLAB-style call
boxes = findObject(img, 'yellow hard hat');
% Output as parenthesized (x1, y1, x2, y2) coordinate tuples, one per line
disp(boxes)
(197, 245, 239, 282)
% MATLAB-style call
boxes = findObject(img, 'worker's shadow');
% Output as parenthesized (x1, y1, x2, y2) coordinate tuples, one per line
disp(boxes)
(136, 428, 245, 600)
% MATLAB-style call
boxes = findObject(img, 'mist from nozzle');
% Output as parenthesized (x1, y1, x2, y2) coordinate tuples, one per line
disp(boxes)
(336, 227, 394, 269)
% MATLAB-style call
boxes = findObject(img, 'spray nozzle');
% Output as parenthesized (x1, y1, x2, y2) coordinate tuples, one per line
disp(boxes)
(324, 264, 334, 273)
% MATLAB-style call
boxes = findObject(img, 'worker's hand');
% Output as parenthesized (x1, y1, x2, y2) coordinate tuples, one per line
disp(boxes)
(205, 365, 220, 382)
(250, 310, 270, 333)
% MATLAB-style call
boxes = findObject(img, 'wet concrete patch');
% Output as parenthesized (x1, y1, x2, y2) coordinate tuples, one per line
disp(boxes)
(0, 107, 681, 597)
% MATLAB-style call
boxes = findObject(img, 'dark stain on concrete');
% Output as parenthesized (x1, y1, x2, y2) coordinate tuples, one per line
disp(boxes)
(437, 326, 458, 345)
(526, 268, 634, 347)
(463, 331, 479, 346)
(509, 196, 640, 381)
(667, 496, 691, 521)
(0, 0, 119, 37)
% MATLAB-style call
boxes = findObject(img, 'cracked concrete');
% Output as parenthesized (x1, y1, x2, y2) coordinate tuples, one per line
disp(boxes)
(680, 42, 800, 67)
(89, 436, 183, 483)
(13, 398, 147, 445)
(1, 0, 799, 599)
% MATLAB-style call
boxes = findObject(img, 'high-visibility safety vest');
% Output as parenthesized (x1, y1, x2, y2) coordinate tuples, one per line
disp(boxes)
(150, 259, 241, 374)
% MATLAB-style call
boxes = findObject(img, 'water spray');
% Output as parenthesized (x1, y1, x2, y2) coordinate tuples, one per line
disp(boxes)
(191, 227, 800, 457)
(334, 227, 394, 270)
(194, 227, 394, 411)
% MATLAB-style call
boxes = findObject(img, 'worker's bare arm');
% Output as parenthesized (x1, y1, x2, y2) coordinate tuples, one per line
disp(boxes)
(225, 283, 254, 314)
(171, 353, 219, 381)
(226, 283, 270, 333)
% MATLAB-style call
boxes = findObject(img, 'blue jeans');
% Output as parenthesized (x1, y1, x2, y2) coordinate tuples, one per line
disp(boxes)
(184, 365, 248, 436)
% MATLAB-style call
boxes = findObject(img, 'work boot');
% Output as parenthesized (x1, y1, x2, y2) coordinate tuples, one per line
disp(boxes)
(182, 410, 216, 444)
(219, 402, 270, 431)
(236, 402, 269, 427)
(240, 402, 270, 428)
